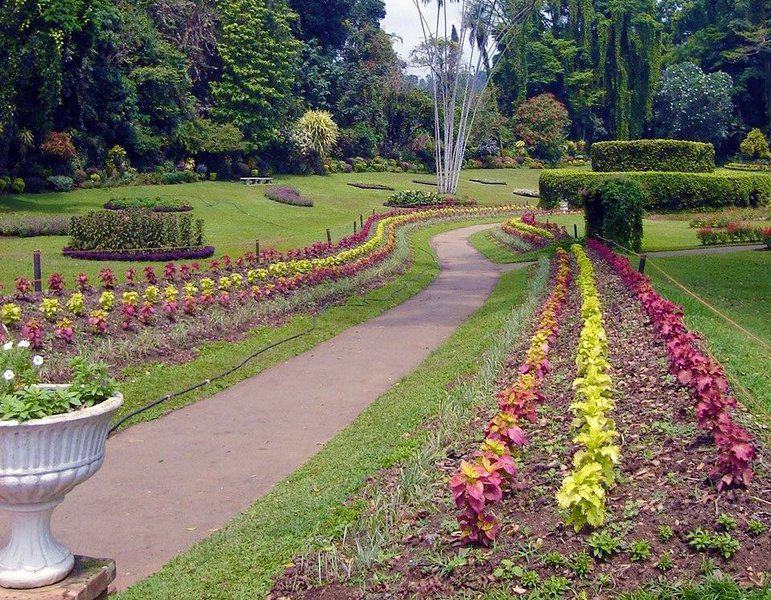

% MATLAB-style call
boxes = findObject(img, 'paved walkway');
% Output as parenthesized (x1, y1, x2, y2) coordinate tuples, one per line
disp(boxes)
(0, 224, 526, 591)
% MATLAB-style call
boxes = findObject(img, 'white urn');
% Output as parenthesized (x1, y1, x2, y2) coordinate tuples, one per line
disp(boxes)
(0, 386, 122, 589)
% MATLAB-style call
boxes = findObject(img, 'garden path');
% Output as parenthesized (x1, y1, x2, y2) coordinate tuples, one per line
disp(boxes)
(1, 224, 528, 591)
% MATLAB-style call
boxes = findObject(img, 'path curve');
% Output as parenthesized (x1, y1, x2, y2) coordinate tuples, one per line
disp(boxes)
(1, 224, 526, 591)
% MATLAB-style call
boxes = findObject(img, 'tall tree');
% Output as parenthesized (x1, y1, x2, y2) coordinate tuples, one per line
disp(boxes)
(211, 0, 300, 151)
(493, 0, 662, 140)
(663, 0, 770, 133)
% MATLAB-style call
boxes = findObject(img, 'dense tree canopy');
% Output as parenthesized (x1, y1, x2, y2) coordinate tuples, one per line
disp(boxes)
(0, 0, 768, 182)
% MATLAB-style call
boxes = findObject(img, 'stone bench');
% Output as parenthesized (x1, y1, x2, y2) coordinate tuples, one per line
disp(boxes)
(240, 177, 273, 185)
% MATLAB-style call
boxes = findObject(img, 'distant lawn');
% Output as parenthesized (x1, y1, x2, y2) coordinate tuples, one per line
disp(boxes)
(0, 169, 539, 287)
(645, 249, 770, 417)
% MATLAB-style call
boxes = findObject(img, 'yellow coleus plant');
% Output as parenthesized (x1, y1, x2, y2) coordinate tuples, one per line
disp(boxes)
(557, 244, 619, 531)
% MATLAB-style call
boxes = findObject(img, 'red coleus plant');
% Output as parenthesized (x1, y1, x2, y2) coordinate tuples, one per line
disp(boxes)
(22, 318, 45, 349)
(100, 268, 117, 289)
(451, 249, 572, 544)
(588, 239, 755, 489)
(15, 278, 32, 299)
(75, 273, 90, 292)
(47, 273, 64, 296)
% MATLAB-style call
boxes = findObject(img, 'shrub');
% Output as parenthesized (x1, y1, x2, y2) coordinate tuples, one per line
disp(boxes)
(67, 209, 205, 251)
(40, 131, 77, 162)
(264, 185, 313, 207)
(292, 110, 339, 158)
(10, 178, 25, 194)
(539, 170, 770, 211)
(0, 215, 69, 237)
(47, 175, 74, 192)
(584, 177, 644, 252)
(161, 171, 198, 185)
(591, 140, 715, 173)
(104, 197, 191, 212)
(514, 94, 570, 162)
(387, 189, 443, 207)
(740, 128, 771, 161)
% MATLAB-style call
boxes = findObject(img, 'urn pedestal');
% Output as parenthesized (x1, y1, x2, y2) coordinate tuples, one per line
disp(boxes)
(0, 389, 122, 589)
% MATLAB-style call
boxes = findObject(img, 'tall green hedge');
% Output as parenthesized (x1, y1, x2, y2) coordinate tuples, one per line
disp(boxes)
(539, 170, 771, 211)
(591, 140, 715, 173)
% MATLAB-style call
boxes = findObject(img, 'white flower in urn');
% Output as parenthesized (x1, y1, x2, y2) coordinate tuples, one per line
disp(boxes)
(32, 355, 44, 367)
(3, 369, 15, 382)
(17, 340, 30, 349)
(2, 342, 12, 351)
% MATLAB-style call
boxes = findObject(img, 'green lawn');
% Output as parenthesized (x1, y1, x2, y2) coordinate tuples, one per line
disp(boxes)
(117, 259, 543, 599)
(0, 169, 541, 287)
(645, 249, 771, 417)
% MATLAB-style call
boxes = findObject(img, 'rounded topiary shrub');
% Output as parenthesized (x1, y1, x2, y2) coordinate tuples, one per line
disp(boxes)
(584, 177, 644, 252)
(591, 140, 715, 173)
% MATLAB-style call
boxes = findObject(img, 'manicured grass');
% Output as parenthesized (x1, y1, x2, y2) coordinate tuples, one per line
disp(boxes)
(117, 257, 538, 598)
(0, 169, 538, 287)
(113, 217, 504, 429)
(468, 228, 562, 264)
(645, 249, 770, 416)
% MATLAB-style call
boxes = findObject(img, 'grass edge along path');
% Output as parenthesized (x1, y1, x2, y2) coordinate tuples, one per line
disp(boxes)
(113, 216, 505, 428)
(117, 260, 546, 598)
(643, 251, 770, 421)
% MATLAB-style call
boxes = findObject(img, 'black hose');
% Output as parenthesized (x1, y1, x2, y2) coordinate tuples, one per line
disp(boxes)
(108, 311, 319, 435)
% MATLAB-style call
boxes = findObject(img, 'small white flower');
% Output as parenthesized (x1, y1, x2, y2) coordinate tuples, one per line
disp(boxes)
(32, 355, 44, 367)
(17, 340, 30, 349)
(3, 370, 15, 381)
(2, 342, 12, 351)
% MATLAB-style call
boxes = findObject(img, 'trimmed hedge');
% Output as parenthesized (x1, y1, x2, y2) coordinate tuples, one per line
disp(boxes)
(591, 140, 715, 173)
(539, 170, 771, 211)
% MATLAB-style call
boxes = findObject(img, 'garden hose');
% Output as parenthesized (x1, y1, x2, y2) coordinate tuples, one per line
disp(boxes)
(108, 311, 319, 435)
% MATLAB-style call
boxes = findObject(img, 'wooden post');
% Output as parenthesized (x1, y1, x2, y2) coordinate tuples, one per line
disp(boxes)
(573, 223, 578, 239)
(638, 254, 647, 274)
(359, 214, 363, 228)
(33, 250, 42, 294)
(326, 228, 331, 243)
(353, 221, 357, 234)
(255, 240, 260, 262)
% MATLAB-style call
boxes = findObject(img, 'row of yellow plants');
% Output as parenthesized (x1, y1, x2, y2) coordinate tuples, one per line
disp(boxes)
(503, 217, 554, 239)
(556, 244, 620, 531)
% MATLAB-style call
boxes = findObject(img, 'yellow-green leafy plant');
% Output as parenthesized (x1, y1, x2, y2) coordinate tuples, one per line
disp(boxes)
(99, 291, 115, 312)
(66, 293, 85, 316)
(39, 298, 61, 321)
(292, 110, 339, 158)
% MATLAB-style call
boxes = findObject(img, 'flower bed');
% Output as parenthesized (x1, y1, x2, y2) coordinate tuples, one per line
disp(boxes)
(556, 244, 619, 531)
(61, 246, 216, 262)
(588, 240, 756, 488)
(500, 213, 567, 250)
(264, 185, 313, 207)
(0, 215, 69, 238)
(345, 182, 395, 191)
(270, 241, 769, 598)
(451, 249, 571, 545)
(103, 197, 192, 212)
(1, 206, 520, 355)
(696, 223, 770, 247)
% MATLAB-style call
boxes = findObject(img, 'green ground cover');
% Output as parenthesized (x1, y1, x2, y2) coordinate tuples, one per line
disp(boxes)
(117, 256, 541, 599)
(112, 217, 503, 429)
(645, 249, 771, 417)
(0, 169, 541, 287)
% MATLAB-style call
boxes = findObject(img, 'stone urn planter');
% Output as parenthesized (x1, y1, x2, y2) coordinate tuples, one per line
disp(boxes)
(0, 386, 122, 589)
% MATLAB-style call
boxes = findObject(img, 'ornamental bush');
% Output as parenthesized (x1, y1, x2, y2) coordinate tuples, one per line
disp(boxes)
(539, 170, 770, 211)
(68, 209, 205, 251)
(386, 189, 444, 207)
(584, 177, 644, 252)
(739, 129, 771, 161)
(591, 140, 715, 173)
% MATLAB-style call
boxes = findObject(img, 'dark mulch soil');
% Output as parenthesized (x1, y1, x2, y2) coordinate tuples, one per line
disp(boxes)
(470, 179, 507, 186)
(270, 253, 771, 598)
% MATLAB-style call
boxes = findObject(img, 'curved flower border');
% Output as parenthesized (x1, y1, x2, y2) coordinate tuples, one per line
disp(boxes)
(450, 248, 572, 545)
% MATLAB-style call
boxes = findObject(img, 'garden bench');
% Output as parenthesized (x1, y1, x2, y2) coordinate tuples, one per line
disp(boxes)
(240, 176, 273, 185)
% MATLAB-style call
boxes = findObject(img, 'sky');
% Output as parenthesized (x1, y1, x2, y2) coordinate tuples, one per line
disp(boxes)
(381, 0, 462, 72)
